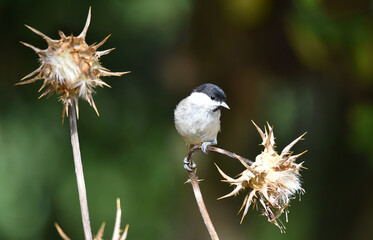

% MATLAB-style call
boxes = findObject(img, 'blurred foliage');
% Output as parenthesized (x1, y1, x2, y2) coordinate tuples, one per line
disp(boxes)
(1, 0, 373, 239)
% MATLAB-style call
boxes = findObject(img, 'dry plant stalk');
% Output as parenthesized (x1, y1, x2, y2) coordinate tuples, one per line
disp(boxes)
(18, 8, 129, 240)
(111, 199, 130, 240)
(94, 199, 129, 240)
(187, 165, 219, 239)
(55, 223, 71, 240)
(69, 104, 92, 239)
(55, 199, 129, 240)
(216, 121, 306, 232)
(184, 145, 254, 240)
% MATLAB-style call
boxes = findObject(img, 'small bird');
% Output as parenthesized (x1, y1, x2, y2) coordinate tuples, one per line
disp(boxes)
(174, 83, 230, 156)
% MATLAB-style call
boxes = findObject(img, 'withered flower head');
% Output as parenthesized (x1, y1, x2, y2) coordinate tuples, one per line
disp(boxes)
(216, 121, 306, 232)
(17, 7, 129, 120)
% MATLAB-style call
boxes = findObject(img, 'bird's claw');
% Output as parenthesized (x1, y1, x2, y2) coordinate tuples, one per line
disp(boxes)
(201, 139, 217, 154)
(183, 157, 196, 172)
(201, 142, 210, 154)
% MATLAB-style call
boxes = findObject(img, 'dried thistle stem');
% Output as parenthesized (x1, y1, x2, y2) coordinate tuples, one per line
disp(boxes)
(68, 104, 92, 240)
(188, 170, 219, 240)
(112, 199, 122, 240)
(112, 198, 129, 240)
(187, 145, 253, 165)
(207, 146, 253, 165)
(185, 145, 253, 240)
(55, 223, 71, 240)
(186, 146, 220, 240)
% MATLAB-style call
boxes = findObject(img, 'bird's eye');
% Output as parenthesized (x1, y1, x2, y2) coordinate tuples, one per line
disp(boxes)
(210, 95, 216, 100)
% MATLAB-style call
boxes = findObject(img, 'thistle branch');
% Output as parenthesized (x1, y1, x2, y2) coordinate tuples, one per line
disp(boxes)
(68, 104, 93, 240)
(112, 198, 129, 240)
(188, 170, 219, 240)
(187, 145, 253, 165)
(55, 223, 71, 240)
(184, 145, 253, 240)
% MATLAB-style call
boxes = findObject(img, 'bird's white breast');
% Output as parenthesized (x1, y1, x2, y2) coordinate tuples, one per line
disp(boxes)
(174, 92, 221, 145)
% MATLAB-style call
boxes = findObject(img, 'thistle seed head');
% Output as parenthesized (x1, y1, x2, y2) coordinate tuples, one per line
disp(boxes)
(216, 121, 306, 232)
(17, 8, 130, 120)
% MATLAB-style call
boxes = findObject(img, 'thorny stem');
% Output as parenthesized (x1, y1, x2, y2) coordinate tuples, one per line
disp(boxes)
(185, 145, 252, 240)
(189, 170, 219, 240)
(112, 198, 129, 240)
(187, 145, 253, 166)
(69, 104, 93, 240)
(208, 146, 253, 165)
(55, 223, 71, 240)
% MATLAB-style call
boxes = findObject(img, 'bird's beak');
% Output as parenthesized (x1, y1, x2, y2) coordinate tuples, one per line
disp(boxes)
(220, 102, 230, 109)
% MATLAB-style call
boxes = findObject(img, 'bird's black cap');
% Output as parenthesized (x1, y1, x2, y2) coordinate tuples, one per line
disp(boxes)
(193, 83, 227, 102)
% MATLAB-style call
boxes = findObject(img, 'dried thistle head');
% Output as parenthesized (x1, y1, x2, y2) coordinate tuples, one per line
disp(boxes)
(17, 8, 129, 120)
(216, 121, 306, 232)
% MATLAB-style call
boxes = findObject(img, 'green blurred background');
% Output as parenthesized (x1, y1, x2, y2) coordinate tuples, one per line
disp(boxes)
(1, 0, 373, 239)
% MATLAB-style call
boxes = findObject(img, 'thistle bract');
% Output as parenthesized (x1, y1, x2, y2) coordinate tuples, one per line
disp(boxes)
(216, 121, 306, 232)
(17, 8, 129, 120)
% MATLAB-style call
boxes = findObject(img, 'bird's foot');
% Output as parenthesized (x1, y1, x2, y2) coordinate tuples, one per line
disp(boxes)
(183, 157, 196, 172)
(201, 139, 217, 154)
